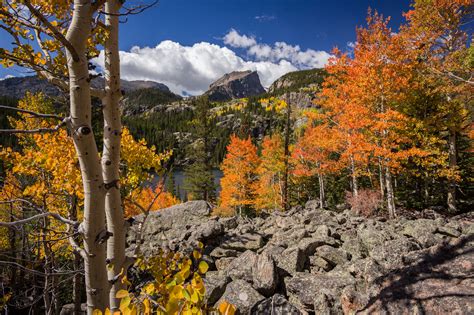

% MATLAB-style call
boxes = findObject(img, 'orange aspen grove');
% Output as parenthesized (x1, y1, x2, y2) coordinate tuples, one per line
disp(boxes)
(401, 0, 473, 212)
(293, 121, 343, 208)
(254, 134, 286, 212)
(219, 135, 259, 216)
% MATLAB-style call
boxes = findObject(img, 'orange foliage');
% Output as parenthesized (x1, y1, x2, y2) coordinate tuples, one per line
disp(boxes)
(218, 135, 259, 215)
(254, 134, 286, 211)
(124, 184, 180, 217)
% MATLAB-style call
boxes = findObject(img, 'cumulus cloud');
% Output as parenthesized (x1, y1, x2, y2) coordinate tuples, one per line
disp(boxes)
(223, 29, 256, 48)
(0, 74, 14, 81)
(95, 29, 331, 96)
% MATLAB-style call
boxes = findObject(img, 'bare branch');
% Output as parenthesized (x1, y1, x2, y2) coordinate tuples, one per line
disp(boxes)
(0, 260, 83, 277)
(99, 0, 157, 17)
(0, 105, 64, 120)
(0, 211, 79, 228)
(0, 117, 69, 134)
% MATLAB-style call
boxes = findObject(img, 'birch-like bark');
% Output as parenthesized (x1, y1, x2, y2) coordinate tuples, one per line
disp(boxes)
(350, 155, 358, 197)
(447, 130, 457, 213)
(318, 173, 325, 208)
(385, 165, 396, 218)
(102, 0, 125, 310)
(65, 0, 109, 312)
(378, 157, 385, 199)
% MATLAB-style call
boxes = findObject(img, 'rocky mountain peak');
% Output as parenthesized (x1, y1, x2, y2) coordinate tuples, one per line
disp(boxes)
(205, 70, 266, 102)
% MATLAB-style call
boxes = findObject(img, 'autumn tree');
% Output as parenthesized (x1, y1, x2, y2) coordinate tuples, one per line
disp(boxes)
(401, 0, 473, 212)
(219, 135, 259, 216)
(254, 134, 286, 211)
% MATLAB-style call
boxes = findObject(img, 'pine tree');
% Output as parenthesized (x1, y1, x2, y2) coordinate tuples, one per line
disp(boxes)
(184, 96, 216, 202)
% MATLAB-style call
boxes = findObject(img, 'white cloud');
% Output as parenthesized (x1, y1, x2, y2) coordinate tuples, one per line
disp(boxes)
(255, 15, 276, 22)
(95, 29, 331, 96)
(223, 29, 256, 48)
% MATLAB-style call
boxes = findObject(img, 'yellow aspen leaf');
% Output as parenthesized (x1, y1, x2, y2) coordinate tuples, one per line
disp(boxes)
(115, 289, 129, 298)
(198, 261, 208, 274)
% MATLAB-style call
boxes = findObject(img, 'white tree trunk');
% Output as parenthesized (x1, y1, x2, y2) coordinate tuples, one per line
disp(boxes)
(447, 130, 457, 213)
(102, 0, 125, 310)
(350, 155, 358, 197)
(66, 0, 109, 312)
(385, 165, 396, 218)
(318, 173, 325, 208)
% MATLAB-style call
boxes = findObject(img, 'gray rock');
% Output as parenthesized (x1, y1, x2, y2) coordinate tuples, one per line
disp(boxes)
(370, 237, 419, 268)
(252, 252, 278, 296)
(216, 279, 265, 315)
(220, 216, 238, 230)
(204, 271, 231, 305)
(436, 226, 461, 238)
(251, 294, 304, 315)
(285, 272, 355, 311)
(309, 256, 332, 272)
(60, 304, 86, 315)
(316, 245, 351, 266)
(216, 257, 235, 271)
(402, 219, 442, 247)
(221, 233, 264, 251)
(226, 250, 257, 283)
(275, 246, 305, 276)
(210, 247, 239, 259)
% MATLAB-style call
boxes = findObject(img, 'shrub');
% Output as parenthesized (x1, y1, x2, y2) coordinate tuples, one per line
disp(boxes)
(346, 189, 382, 217)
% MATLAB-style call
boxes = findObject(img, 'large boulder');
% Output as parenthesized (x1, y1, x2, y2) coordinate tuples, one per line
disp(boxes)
(126, 201, 222, 255)
(252, 252, 278, 296)
(220, 233, 264, 251)
(216, 280, 265, 315)
(226, 250, 257, 283)
(203, 271, 231, 305)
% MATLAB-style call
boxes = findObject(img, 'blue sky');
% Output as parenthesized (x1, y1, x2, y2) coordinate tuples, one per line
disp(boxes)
(0, 0, 413, 95)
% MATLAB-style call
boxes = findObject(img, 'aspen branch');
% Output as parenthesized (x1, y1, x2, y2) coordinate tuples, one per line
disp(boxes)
(98, 0, 157, 16)
(0, 211, 79, 228)
(0, 261, 83, 277)
(0, 117, 68, 134)
(0, 105, 64, 120)
(23, 0, 80, 62)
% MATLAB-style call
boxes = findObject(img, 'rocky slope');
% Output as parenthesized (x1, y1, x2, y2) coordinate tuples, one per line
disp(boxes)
(205, 71, 266, 102)
(0, 75, 171, 99)
(127, 201, 474, 314)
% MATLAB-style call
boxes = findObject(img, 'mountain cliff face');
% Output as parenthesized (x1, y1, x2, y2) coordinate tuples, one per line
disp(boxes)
(0, 75, 171, 99)
(205, 70, 266, 102)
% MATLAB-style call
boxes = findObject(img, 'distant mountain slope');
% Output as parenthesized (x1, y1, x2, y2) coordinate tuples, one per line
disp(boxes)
(268, 68, 326, 95)
(121, 87, 182, 116)
(205, 70, 266, 102)
(0, 75, 171, 100)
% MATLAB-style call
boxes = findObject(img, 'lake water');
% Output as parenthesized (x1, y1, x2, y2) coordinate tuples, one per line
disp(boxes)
(151, 169, 223, 201)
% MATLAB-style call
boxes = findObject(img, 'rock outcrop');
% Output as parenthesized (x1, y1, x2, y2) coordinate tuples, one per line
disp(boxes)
(128, 201, 474, 314)
(205, 71, 265, 102)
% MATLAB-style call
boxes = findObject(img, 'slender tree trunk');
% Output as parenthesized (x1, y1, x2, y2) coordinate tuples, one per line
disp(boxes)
(350, 155, 358, 197)
(447, 130, 457, 213)
(66, 0, 109, 312)
(378, 157, 385, 199)
(318, 173, 325, 208)
(69, 196, 82, 315)
(385, 165, 396, 218)
(282, 93, 291, 210)
(102, 0, 125, 310)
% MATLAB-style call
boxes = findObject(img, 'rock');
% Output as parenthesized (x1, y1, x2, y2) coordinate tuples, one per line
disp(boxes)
(206, 71, 266, 102)
(203, 271, 231, 305)
(297, 237, 325, 256)
(127, 201, 214, 255)
(226, 250, 257, 283)
(252, 252, 278, 296)
(216, 279, 265, 315)
(357, 225, 392, 254)
(251, 294, 304, 315)
(221, 233, 264, 251)
(274, 246, 305, 276)
(219, 216, 238, 230)
(215, 257, 235, 271)
(314, 225, 331, 238)
(316, 245, 351, 266)
(369, 237, 419, 268)
(285, 272, 355, 311)
(304, 199, 321, 210)
(309, 256, 332, 272)
(436, 226, 461, 238)
(210, 247, 239, 259)
(342, 238, 365, 259)
(60, 303, 86, 315)
(402, 219, 442, 247)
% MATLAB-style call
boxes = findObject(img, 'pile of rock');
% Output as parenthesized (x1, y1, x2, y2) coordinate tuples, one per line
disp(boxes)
(127, 201, 474, 314)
